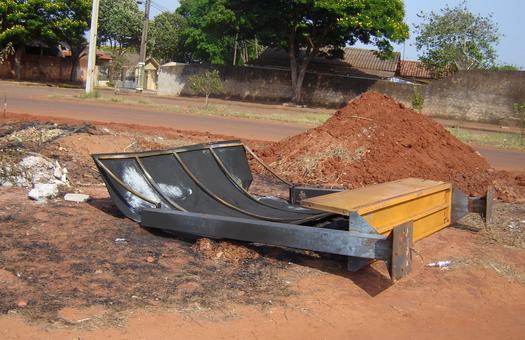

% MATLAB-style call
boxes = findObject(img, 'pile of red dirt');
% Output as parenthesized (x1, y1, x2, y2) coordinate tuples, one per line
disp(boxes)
(259, 92, 494, 197)
(494, 171, 525, 202)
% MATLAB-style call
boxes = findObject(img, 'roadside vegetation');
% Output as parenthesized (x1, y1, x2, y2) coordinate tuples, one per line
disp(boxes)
(59, 93, 331, 125)
(447, 127, 525, 150)
(414, 1, 501, 77)
(49, 90, 525, 145)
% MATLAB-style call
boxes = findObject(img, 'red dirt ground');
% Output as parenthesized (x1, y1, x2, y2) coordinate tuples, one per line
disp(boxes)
(1, 111, 525, 339)
(259, 92, 519, 200)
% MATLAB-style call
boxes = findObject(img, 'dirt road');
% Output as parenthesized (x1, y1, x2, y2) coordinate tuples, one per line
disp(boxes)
(0, 186, 524, 340)
(1, 81, 523, 171)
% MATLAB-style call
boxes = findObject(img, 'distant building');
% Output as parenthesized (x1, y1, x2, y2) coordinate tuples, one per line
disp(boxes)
(396, 60, 433, 83)
(144, 57, 160, 91)
(249, 47, 401, 79)
(249, 47, 436, 83)
(0, 43, 112, 83)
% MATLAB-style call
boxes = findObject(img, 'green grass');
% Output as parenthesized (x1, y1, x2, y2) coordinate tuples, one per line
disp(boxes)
(77, 90, 101, 99)
(447, 127, 525, 150)
(54, 93, 331, 126)
(179, 104, 331, 125)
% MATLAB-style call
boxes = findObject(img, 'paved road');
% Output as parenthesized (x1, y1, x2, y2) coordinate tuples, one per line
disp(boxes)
(0, 82, 306, 140)
(475, 147, 525, 171)
(1, 81, 524, 171)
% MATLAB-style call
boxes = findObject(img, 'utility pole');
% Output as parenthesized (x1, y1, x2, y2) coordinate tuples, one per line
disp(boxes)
(136, 0, 151, 92)
(233, 32, 238, 65)
(85, 0, 100, 94)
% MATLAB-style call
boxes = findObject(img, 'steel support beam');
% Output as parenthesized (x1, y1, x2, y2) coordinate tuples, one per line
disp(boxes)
(452, 186, 493, 224)
(289, 186, 344, 205)
(389, 222, 413, 281)
(141, 208, 414, 280)
(141, 209, 391, 260)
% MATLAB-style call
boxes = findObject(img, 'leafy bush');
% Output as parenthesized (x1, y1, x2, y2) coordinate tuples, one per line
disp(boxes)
(411, 85, 425, 112)
(188, 70, 223, 107)
(513, 102, 525, 146)
(0, 43, 14, 64)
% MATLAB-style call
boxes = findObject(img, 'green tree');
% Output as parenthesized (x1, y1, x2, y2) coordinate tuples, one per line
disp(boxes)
(98, 0, 142, 53)
(513, 102, 525, 146)
(490, 64, 521, 71)
(228, 0, 409, 103)
(0, 43, 14, 64)
(188, 69, 223, 107)
(148, 11, 187, 63)
(414, 1, 500, 77)
(177, 0, 238, 64)
(0, 0, 63, 80)
(52, 0, 91, 82)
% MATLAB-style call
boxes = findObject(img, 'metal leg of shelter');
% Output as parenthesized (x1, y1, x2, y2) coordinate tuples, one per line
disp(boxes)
(452, 187, 494, 225)
(140, 208, 414, 281)
(346, 213, 413, 280)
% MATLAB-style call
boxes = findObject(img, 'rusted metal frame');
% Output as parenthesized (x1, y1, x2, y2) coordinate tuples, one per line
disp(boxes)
(134, 156, 188, 212)
(208, 146, 314, 215)
(171, 151, 317, 223)
(94, 158, 160, 206)
(243, 145, 293, 187)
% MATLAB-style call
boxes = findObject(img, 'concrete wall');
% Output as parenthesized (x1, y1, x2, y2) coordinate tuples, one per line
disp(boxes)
(422, 70, 525, 124)
(158, 64, 525, 125)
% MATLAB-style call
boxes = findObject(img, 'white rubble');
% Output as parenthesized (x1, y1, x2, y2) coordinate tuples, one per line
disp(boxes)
(28, 183, 58, 201)
(64, 193, 91, 203)
(18, 155, 68, 185)
(1, 155, 69, 202)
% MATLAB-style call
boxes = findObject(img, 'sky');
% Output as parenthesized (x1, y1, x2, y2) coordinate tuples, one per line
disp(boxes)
(150, 0, 525, 68)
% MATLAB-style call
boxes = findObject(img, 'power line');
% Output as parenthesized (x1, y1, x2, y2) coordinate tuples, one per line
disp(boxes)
(150, 1, 170, 13)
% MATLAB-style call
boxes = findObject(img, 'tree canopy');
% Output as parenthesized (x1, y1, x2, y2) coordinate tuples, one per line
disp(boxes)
(98, 0, 142, 52)
(490, 64, 521, 72)
(0, 0, 61, 49)
(228, 0, 409, 103)
(52, 0, 91, 81)
(176, 0, 239, 64)
(0, 0, 90, 81)
(414, 1, 501, 77)
(148, 11, 187, 63)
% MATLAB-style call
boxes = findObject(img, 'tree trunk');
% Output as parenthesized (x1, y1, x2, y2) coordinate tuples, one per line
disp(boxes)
(288, 37, 298, 102)
(288, 31, 318, 104)
(14, 45, 23, 81)
(70, 57, 80, 82)
(69, 49, 85, 83)
(292, 62, 308, 104)
(205, 94, 209, 108)
(290, 48, 316, 104)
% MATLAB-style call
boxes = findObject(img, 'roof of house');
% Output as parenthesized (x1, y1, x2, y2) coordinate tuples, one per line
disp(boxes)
(61, 48, 112, 62)
(249, 47, 400, 78)
(145, 57, 160, 69)
(96, 51, 112, 61)
(340, 48, 399, 73)
(397, 60, 432, 79)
